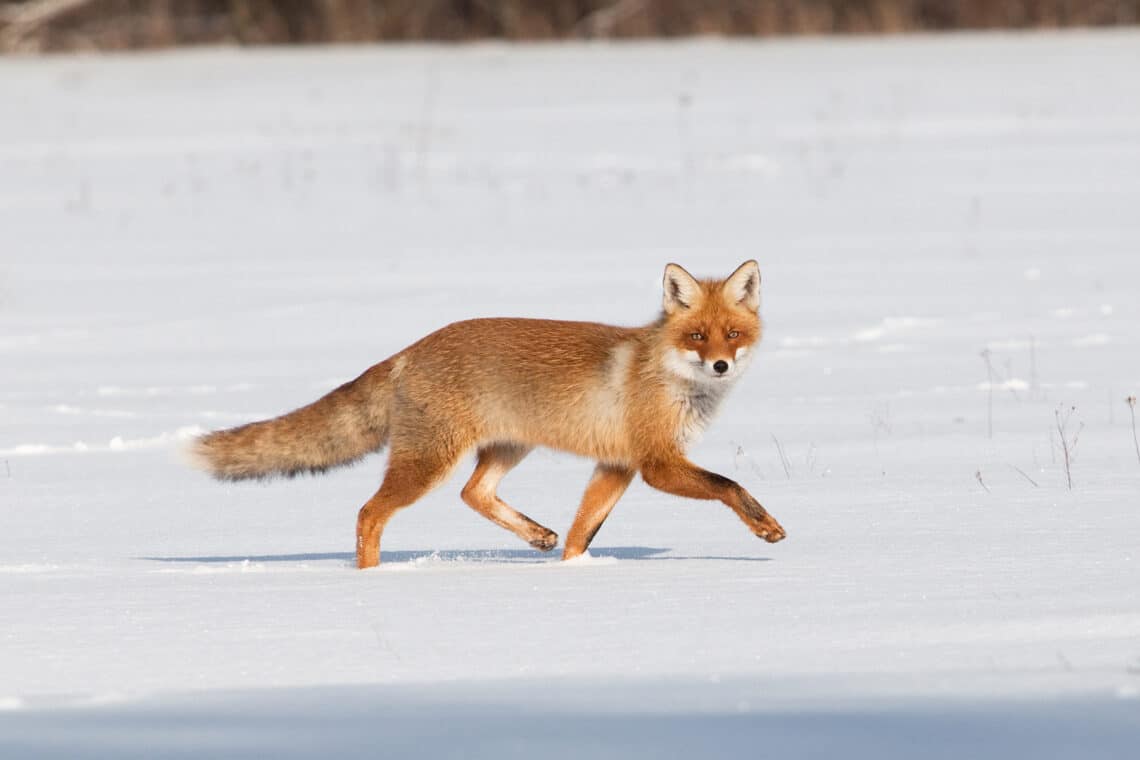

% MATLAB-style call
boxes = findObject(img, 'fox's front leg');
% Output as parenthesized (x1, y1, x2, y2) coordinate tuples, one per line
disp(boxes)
(640, 456, 786, 543)
(563, 464, 636, 561)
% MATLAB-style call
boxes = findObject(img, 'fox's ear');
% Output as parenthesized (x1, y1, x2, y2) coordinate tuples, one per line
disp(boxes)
(662, 263, 702, 314)
(724, 260, 761, 311)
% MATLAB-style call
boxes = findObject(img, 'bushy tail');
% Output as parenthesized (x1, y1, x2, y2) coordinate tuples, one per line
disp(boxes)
(190, 359, 396, 481)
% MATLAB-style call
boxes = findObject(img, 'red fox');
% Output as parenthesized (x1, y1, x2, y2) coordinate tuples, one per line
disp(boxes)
(192, 261, 786, 568)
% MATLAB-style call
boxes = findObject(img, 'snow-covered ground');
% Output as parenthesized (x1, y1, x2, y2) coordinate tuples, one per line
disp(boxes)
(2, 30, 1139, 757)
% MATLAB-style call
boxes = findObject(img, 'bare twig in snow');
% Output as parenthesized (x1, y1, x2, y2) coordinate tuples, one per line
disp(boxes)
(1008, 464, 1039, 488)
(975, 469, 991, 493)
(731, 443, 765, 479)
(1054, 405, 1083, 490)
(369, 622, 403, 662)
(1127, 396, 1139, 466)
(772, 435, 791, 479)
(868, 403, 891, 458)
(1002, 357, 1021, 402)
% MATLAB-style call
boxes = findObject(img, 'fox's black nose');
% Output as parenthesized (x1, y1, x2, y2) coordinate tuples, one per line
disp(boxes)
(713, 360, 729, 374)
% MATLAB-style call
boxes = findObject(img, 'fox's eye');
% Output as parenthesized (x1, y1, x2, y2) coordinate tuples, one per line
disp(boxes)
(727, 330, 740, 339)
(690, 332, 705, 341)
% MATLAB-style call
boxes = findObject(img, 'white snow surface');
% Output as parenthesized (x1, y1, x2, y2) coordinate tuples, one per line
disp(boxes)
(2, 31, 1140, 757)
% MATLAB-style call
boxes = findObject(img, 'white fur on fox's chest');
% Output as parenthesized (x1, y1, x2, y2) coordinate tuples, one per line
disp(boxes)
(670, 381, 730, 448)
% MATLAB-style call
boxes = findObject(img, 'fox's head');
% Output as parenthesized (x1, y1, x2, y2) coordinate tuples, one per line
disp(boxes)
(660, 260, 761, 383)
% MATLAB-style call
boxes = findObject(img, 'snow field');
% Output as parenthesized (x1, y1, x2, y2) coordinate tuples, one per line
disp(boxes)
(2, 30, 1140, 757)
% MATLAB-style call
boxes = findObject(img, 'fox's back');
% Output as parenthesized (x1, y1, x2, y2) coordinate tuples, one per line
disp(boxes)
(396, 318, 648, 459)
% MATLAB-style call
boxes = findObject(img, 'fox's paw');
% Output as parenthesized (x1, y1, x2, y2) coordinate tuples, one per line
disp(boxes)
(753, 515, 786, 543)
(529, 530, 559, 552)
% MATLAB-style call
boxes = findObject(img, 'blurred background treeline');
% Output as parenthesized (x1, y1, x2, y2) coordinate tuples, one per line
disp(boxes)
(2, 0, 1138, 52)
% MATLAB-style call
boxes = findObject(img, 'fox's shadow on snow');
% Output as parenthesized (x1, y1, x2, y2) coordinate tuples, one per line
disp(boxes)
(140, 547, 771, 565)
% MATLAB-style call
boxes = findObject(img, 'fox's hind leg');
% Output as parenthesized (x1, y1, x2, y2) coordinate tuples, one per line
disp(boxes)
(356, 444, 462, 569)
(562, 464, 635, 560)
(460, 443, 559, 552)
